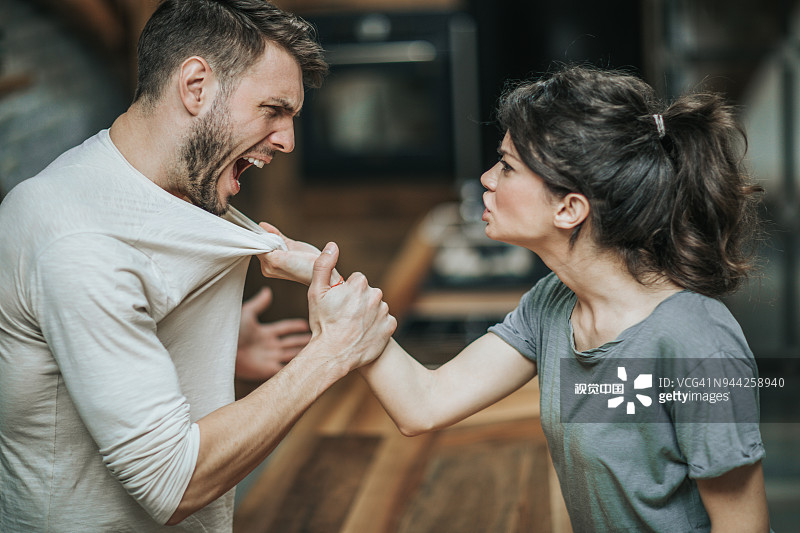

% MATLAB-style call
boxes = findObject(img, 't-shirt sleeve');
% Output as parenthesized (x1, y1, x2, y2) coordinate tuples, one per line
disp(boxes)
(488, 273, 564, 364)
(488, 293, 538, 361)
(30, 233, 199, 524)
(671, 352, 765, 479)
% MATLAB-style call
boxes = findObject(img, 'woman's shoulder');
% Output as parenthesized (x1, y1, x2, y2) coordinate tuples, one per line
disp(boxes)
(645, 290, 751, 358)
(518, 271, 575, 312)
(527, 271, 573, 299)
(656, 290, 740, 327)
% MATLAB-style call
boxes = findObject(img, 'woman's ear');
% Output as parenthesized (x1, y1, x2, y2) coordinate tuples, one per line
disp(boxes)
(553, 193, 590, 230)
(178, 56, 215, 116)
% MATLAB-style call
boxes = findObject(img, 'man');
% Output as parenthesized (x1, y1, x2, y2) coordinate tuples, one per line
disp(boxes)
(0, 1, 396, 531)
(236, 287, 312, 381)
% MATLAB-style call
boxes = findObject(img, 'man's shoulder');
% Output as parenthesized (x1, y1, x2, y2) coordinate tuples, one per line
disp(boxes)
(3, 132, 110, 207)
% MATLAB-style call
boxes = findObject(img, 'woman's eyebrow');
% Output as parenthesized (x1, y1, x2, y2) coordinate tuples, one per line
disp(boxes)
(497, 147, 519, 162)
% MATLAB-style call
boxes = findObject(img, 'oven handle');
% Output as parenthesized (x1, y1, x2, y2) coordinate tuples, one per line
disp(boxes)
(324, 40, 438, 65)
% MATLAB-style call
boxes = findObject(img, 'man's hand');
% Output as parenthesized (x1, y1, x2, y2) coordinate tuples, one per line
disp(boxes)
(256, 222, 342, 286)
(236, 287, 311, 381)
(167, 242, 395, 525)
(306, 242, 397, 375)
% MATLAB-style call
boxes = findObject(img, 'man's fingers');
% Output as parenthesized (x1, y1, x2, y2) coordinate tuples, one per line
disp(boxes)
(278, 344, 307, 361)
(279, 331, 313, 346)
(258, 221, 284, 237)
(243, 287, 273, 315)
(310, 242, 339, 295)
(267, 319, 311, 337)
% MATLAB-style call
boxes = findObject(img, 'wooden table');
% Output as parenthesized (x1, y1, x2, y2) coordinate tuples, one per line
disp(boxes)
(233, 372, 572, 533)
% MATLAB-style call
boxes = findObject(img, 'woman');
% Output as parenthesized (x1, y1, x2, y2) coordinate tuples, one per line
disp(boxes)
(359, 65, 771, 532)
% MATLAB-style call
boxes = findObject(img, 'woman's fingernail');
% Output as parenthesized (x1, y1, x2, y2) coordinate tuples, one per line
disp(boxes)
(323, 242, 335, 255)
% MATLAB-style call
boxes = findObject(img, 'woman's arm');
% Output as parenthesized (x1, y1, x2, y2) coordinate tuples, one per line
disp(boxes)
(696, 460, 770, 533)
(359, 333, 537, 435)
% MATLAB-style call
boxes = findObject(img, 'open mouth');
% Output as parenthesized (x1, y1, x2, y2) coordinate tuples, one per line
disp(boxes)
(232, 156, 268, 189)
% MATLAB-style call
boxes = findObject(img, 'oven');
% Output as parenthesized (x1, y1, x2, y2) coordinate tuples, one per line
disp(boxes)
(299, 11, 480, 183)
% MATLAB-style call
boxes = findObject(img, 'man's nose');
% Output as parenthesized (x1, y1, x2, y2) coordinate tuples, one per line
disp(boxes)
(269, 121, 295, 153)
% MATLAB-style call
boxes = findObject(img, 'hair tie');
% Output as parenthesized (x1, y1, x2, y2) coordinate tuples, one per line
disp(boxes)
(652, 114, 666, 138)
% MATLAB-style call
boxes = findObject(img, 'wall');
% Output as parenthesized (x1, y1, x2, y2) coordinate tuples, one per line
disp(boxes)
(0, 0, 128, 197)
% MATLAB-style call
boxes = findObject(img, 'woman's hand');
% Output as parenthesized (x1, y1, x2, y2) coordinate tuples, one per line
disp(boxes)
(256, 222, 343, 286)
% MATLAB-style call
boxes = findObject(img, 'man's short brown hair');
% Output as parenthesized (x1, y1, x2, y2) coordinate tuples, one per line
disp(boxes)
(133, 0, 328, 106)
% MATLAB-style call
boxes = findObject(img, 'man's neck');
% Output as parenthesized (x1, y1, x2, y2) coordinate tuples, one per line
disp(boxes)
(108, 103, 181, 192)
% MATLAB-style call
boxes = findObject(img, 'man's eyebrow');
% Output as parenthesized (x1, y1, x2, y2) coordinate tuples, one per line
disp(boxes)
(265, 98, 301, 116)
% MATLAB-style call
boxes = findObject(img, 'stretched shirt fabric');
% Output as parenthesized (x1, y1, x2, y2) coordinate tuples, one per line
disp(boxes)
(0, 130, 286, 532)
(489, 273, 765, 533)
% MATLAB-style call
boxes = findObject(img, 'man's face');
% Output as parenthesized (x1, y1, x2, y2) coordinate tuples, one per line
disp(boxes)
(175, 44, 304, 215)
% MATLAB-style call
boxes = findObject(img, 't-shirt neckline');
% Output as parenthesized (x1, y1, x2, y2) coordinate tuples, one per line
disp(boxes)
(96, 129, 265, 235)
(566, 288, 690, 361)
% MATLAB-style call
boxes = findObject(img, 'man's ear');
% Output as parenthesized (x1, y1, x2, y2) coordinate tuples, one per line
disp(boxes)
(178, 56, 216, 116)
(553, 192, 590, 230)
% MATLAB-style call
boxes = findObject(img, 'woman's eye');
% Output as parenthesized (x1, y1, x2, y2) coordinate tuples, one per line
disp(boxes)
(498, 158, 513, 173)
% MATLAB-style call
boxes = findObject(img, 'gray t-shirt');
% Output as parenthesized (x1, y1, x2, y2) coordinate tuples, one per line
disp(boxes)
(489, 273, 765, 532)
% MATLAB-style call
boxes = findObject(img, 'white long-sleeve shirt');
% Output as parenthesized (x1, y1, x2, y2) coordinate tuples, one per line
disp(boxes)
(0, 130, 285, 532)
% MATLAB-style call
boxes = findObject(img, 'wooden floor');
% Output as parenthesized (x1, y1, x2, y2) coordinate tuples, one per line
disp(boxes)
(233, 374, 573, 533)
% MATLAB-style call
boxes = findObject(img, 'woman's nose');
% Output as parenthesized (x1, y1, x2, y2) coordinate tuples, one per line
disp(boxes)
(480, 166, 496, 191)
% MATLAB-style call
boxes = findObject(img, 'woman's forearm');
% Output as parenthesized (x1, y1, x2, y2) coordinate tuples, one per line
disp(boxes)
(359, 334, 537, 436)
(358, 339, 444, 435)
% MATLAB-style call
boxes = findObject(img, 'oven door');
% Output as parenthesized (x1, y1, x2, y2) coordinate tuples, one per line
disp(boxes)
(300, 13, 460, 181)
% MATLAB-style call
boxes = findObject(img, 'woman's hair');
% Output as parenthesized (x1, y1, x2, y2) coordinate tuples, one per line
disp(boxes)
(497, 64, 763, 297)
(133, 0, 328, 107)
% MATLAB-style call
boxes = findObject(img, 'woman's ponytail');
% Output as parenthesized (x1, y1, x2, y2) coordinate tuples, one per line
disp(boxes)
(658, 93, 763, 296)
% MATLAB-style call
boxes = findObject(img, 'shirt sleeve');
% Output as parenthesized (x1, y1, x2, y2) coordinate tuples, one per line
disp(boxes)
(30, 233, 199, 524)
(488, 273, 564, 363)
(488, 292, 538, 361)
(671, 352, 766, 479)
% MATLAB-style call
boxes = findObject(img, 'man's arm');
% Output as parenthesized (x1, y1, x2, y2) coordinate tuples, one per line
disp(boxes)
(359, 334, 536, 436)
(167, 243, 395, 524)
(696, 461, 770, 533)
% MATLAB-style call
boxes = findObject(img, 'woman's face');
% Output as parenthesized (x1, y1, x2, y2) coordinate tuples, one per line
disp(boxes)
(480, 132, 559, 249)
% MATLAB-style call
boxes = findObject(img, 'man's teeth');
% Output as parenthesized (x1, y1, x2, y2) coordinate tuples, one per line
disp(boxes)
(245, 157, 265, 169)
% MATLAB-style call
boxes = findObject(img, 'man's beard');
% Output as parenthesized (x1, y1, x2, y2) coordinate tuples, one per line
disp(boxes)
(177, 95, 236, 216)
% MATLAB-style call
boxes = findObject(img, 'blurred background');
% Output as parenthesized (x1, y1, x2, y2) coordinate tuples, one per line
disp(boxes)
(1, 0, 798, 528)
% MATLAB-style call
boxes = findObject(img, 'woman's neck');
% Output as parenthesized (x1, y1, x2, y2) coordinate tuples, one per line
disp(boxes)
(545, 244, 682, 352)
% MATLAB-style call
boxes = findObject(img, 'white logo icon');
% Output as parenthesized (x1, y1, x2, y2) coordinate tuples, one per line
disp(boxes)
(608, 367, 653, 414)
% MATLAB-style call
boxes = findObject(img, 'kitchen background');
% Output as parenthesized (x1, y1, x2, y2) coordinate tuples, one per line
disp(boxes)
(1, 0, 798, 529)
